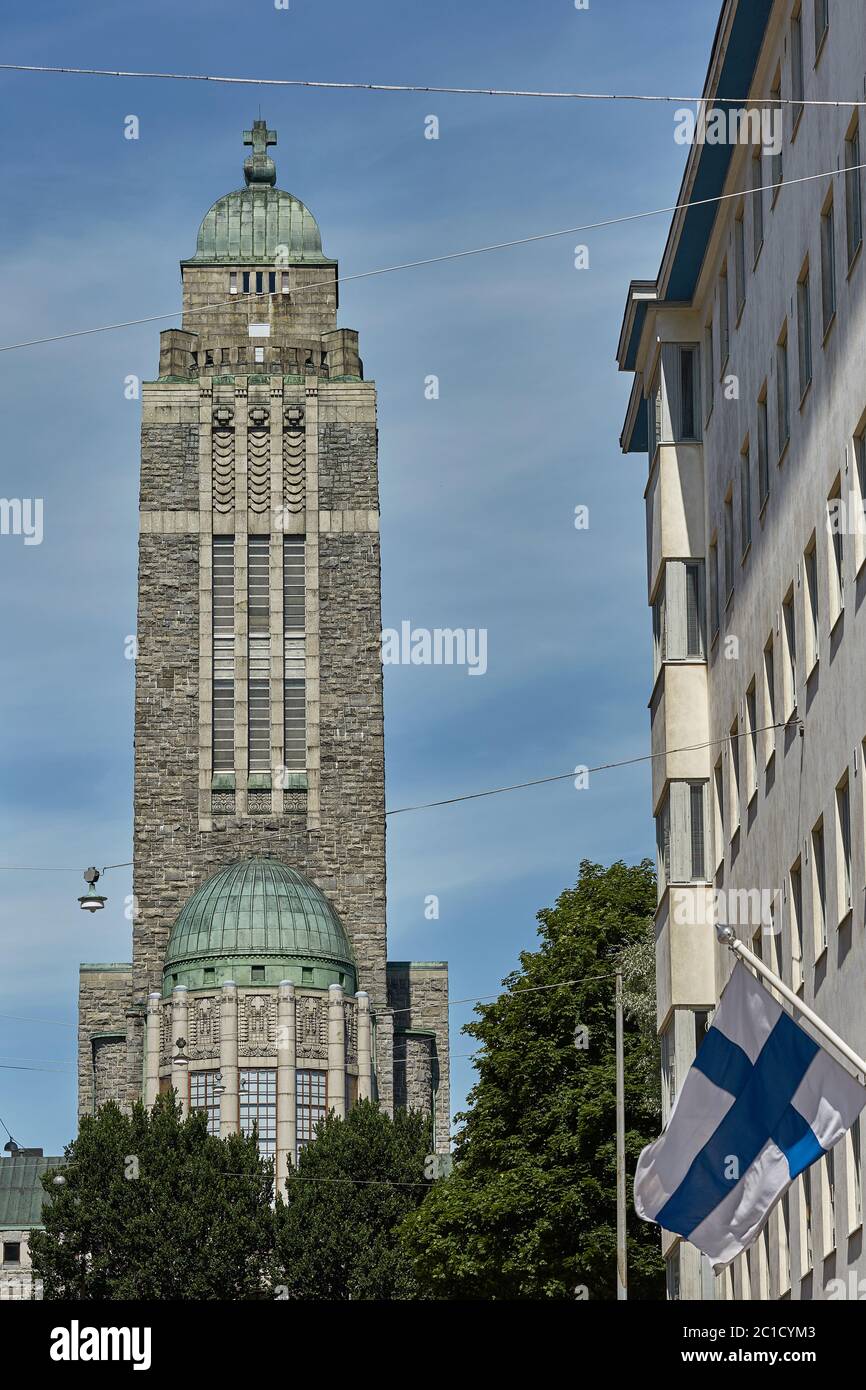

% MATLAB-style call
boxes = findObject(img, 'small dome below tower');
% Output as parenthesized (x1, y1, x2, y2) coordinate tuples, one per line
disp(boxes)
(163, 857, 356, 995)
(186, 120, 335, 266)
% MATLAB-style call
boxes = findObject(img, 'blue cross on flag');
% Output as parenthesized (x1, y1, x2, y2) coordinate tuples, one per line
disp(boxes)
(634, 963, 866, 1271)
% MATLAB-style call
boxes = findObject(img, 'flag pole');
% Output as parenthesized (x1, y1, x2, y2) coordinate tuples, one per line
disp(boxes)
(615, 966, 628, 1300)
(718, 925, 866, 1078)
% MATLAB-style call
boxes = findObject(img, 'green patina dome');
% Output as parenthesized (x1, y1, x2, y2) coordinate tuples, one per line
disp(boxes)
(185, 119, 335, 267)
(163, 857, 356, 996)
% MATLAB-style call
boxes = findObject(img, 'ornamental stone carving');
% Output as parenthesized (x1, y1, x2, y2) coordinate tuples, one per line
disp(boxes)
(296, 996, 326, 1058)
(239, 993, 275, 1056)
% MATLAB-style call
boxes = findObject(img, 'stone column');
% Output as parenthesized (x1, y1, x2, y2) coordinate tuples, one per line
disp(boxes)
(145, 991, 162, 1108)
(356, 991, 373, 1102)
(276, 980, 297, 1193)
(220, 980, 239, 1137)
(328, 983, 346, 1119)
(170, 985, 189, 1116)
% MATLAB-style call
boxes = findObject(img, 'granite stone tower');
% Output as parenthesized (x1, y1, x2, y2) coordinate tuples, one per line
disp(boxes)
(78, 122, 449, 1187)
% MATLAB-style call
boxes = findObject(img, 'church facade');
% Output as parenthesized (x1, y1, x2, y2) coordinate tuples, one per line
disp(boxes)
(77, 121, 449, 1191)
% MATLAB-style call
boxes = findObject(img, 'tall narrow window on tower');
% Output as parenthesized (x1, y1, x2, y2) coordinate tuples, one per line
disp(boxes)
(212, 537, 236, 772)
(283, 536, 306, 771)
(248, 537, 271, 774)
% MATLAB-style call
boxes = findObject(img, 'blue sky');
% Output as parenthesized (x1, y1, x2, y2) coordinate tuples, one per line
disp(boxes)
(0, 0, 720, 1154)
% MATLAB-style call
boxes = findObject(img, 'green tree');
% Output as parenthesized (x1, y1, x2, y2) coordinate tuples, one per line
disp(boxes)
(401, 859, 665, 1300)
(272, 1100, 430, 1300)
(30, 1093, 273, 1300)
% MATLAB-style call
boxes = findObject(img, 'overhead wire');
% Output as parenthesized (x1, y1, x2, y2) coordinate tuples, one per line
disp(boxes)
(0, 63, 863, 108)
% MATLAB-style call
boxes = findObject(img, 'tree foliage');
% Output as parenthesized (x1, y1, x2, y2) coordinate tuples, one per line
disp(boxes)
(272, 1100, 430, 1300)
(30, 1093, 273, 1300)
(401, 859, 665, 1300)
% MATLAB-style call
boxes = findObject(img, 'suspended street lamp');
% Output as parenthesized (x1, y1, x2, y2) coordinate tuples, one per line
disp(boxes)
(78, 866, 106, 914)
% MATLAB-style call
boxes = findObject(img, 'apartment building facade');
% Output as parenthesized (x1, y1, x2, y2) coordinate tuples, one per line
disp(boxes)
(617, 0, 866, 1300)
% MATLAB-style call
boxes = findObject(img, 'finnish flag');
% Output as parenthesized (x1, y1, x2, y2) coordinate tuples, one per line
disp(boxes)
(634, 963, 866, 1270)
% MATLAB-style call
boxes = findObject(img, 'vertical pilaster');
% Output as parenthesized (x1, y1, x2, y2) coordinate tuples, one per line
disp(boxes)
(276, 979, 296, 1191)
(270, 385, 285, 814)
(356, 991, 372, 1102)
(304, 378, 321, 828)
(328, 983, 346, 1119)
(235, 385, 249, 814)
(145, 991, 161, 1108)
(170, 985, 190, 1115)
(220, 980, 239, 1136)
(198, 386, 214, 824)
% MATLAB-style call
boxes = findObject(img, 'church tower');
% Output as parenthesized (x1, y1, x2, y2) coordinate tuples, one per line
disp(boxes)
(77, 122, 449, 1186)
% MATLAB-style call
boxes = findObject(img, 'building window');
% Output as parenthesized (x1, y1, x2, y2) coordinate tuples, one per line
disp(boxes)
(652, 579, 665, 680)
(212, 536, 236, 772)
(268, 271, 276, 294)
(801, 1168, 814, 1273)
(776, 326, 790, 455)
(812, 820, 827, 955)
(685, 562, 704, 657)
(229, 271, 238, 295)
(797, 265, 812, 398)
(281, 272, 290, 294)
(724, 492, 734, 601)
(719, 265, 730, 372)
(248, 537, 271, 774)
(678, 346, 699, 441)
(2, 1242, 21, 1265)
(657, 782, 709, 885)
(656, 795, 671, 892)
(757, 388, 770, 508)
(655, 560, 705, 664)
(283, 536, 306, 772)
(848, 1119, 863, 1232)
(836, 775, 852, 917)
(666, 1250, 680, 1302)
(770, 72, 783, 197)
(734, 208, 746, 317)
(740, 440, 752, 557)
(846, 121, 863, 266)
(855, 428, 866, 573)
(242, 271, 251, 294)
(763, 635, 776, 761)
(828, 479, 844, 624)
(345, 1073, 358, 1114)
(782, 586, 797, 716)
(814, 0, 829, 56)
(704, 320, 714, 423)
(709, 537, 720, 642)
(296, 1069, 327, 1160)
(804, 536, 819, 671)
(790, 860, 804, 991)
(647, 365, 662, 456)
(746, 681, 758, 801)
(713, 758, 725, 869)
(824, 1150, 836, 1253)
(190, 1070, 221, 1137)
(729, 719, 741, 835)
(660, 1021, 676, 1117)
(752, 148, 764, 263)
(689, 783, 706, 879)
(791, 9, 804, 130)
(240, 1068, 277, 1158)
(780, 1191, 792, 1293)
(821, 196, 837, 333)
(255, 270, 264, 295)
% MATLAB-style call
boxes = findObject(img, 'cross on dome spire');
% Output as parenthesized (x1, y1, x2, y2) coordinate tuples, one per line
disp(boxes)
(243, 120, 277, 187)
